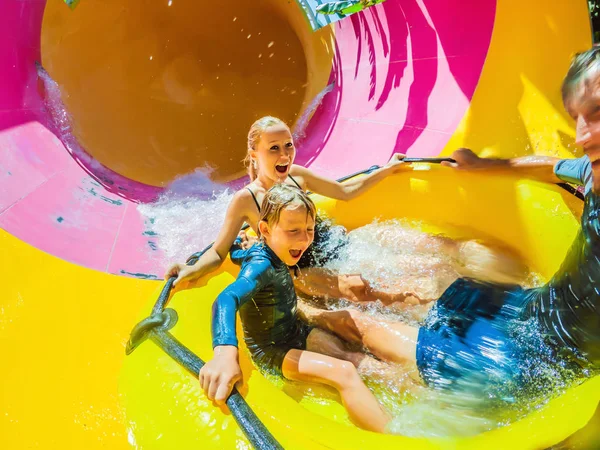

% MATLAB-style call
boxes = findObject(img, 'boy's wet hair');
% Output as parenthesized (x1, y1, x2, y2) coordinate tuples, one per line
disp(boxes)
(562, 46, 600, 103)
(258, 184, 316, 237)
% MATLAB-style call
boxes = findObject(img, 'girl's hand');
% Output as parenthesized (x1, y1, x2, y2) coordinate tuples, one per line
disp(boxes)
(164, 263, 201, 287)
(385, 153, 407, 172)
(199, 346, 242, 405)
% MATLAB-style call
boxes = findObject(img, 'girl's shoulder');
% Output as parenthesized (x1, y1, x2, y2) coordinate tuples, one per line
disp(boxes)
(290, 164, 310, 176)
(289, 165, 310, 190)
(232, 185, 259, 206)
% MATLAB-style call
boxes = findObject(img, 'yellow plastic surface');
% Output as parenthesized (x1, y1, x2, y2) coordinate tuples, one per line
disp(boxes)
(2, 0, 599, 449)
(441, 0, 591, 160)
(0, 229, 161, 449)
(120, 169, 598, 450)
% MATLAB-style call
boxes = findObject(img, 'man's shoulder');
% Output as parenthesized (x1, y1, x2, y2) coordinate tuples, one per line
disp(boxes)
(556, 155, 592, 193)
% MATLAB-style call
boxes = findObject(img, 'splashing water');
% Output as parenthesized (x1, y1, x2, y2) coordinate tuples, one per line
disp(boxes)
(298, 218, 584, 437)
(292, 83, 334, 144)
(324, 219, 534, 305)
(137, 171, 234, 264)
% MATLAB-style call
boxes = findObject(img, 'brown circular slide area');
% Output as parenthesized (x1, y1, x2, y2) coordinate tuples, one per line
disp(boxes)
(41, 0, 333, 186)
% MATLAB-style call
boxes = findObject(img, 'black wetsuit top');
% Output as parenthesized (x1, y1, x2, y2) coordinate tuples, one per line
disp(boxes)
(211, 243, 311, 373)
(416, 156, 599, 393)
(527, 191, 600, 369)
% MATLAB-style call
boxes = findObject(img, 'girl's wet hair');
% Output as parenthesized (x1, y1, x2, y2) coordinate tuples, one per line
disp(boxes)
(562, 46, 600, 103)
(244, 116, 291, 181)
(258, 184, 316, 237)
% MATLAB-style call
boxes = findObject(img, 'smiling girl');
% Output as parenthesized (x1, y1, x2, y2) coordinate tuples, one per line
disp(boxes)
(166, 116, 407, 298)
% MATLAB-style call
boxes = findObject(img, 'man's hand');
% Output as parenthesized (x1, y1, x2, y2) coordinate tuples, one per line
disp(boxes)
(199, 346, 242, 405)
(441, 148, 489, 170)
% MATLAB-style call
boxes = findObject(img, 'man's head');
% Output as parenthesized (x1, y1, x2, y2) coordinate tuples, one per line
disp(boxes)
(562, 47, 600, 166)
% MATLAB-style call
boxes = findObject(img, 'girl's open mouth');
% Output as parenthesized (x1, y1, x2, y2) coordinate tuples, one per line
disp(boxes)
(289, 249, 302, 259)
(276, 164, 289, 174)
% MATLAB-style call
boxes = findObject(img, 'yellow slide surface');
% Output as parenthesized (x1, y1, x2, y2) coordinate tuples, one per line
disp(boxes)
(1, 0, 599, 449)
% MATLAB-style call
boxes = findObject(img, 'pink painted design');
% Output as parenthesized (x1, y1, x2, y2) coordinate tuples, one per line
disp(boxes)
(0, 0, 495, 277)
(297, 0, 495, 171)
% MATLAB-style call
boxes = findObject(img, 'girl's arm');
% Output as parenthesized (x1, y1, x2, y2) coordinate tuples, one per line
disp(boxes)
(165, 191, 250, 287)
(292, 154, 408, 201)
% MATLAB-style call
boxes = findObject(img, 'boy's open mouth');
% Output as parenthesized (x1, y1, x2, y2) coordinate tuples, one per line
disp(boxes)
(276, 164, 289, 174)
(289, 249, 302, 259)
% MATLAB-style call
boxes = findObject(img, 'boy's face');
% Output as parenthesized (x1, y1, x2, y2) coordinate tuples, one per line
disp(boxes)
(260, 206, 315, 266)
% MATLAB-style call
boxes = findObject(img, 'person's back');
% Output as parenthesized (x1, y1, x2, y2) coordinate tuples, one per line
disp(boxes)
(528, 183, 600, 370)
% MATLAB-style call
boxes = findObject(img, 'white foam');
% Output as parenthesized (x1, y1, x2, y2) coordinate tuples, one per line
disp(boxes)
(137, 169, 233, 265)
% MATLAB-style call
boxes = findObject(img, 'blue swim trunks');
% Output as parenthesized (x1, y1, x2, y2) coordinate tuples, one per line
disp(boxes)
(416, 278, 536, 395)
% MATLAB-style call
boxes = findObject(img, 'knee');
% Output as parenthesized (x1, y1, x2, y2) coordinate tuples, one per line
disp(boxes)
(341, 307, 362, 322)
(330, 360, 362, 390)
(345, 308, 372, 329)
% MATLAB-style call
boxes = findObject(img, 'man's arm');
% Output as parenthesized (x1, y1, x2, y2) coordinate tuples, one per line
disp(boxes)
(442, 149, 563, 184)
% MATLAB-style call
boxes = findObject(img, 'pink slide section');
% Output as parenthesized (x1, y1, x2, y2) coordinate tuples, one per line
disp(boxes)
(0, 0, 495, 278)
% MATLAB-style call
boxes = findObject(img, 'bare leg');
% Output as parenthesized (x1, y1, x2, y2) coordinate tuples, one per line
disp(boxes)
(294, 267, 429, 305)
(298, 303, 422, 372)
(306, 328, 423, 394)
(306, 327, 389, 376)
(281, 347, 391, 432)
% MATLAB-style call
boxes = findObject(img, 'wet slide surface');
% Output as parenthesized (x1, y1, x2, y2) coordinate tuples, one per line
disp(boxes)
(0, 0, 596, 448)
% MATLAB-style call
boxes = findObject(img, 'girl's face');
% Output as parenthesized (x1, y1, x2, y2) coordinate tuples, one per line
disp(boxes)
(251, 124, 296, 183)
(259, 206, 315, 266)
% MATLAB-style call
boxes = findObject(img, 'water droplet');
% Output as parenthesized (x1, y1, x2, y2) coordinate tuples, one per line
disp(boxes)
(268, 41, 275, 48)
(247, 34, 252, 39)
(269, 53, 274, 58)
(167, 0, 172, 5)
(233, 16, 237, 21)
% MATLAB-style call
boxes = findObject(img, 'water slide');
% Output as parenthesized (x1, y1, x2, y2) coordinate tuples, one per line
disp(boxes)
(1, 0, 598, 448)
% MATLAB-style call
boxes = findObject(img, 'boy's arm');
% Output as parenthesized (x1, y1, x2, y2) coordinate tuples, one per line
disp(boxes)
(211, 257, 272, 348)
(203, 258, 271, 404)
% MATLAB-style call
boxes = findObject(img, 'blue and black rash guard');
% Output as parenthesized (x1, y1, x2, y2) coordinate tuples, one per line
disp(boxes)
(526, 155, 600, 370)
(416, 156, 599, 395)
(211, 243, 312, 374)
